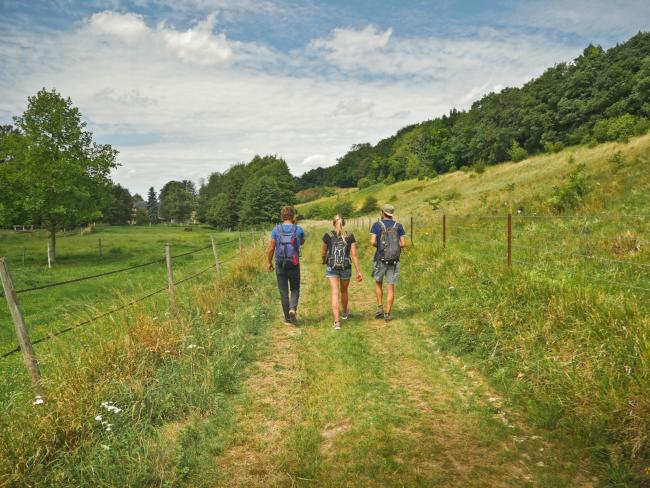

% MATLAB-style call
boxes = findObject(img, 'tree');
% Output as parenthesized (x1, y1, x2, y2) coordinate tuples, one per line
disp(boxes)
(360, 196, 378, 214)
(204, 193, 231, 229)
(5, 89, 118, 264)
(159, 181, 196, 223)
(146, 186, 159, 224)
(238, 176, 289, 226)
(101, 183, 133, 225)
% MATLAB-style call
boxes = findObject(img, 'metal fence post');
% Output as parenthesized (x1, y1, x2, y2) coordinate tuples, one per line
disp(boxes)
(0, 258, 44, 398)
(165, 244, 177, 314)
(507, 213, 512, 267)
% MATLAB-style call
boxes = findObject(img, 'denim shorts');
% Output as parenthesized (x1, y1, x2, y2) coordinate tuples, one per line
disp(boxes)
(325, 265, 352, 280)
(373, 261, 400, 284)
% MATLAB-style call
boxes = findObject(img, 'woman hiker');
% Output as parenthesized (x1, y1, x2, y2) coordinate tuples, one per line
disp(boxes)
(322, 214, 362, 330)
(267, 206, 306, 325)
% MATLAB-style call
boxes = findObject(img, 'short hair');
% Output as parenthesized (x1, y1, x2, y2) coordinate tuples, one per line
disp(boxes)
(280, 206, 296, 221)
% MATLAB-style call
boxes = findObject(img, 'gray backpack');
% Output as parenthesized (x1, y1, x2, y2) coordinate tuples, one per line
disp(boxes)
(328, 232, 349, 270)
(378, 220, 401, 264)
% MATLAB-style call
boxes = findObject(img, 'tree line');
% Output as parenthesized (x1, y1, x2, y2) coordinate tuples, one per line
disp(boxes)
(297, 32, 650, 189)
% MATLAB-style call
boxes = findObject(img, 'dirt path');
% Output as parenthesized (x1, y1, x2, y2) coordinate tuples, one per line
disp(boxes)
(213, 234, 596, 487)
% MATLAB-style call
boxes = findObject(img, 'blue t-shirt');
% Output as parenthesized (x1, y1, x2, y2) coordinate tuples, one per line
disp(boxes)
(370, 219, 405, 262)
(271, 223, 306, 262)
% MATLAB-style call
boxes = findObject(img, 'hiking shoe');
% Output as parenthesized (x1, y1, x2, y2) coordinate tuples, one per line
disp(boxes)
(375, 306, 384, 319)
(289, 309, 296, 321)
(341, 310, 350, 320)
(333, 321, 341, 331)
(384, 312, 392, 322)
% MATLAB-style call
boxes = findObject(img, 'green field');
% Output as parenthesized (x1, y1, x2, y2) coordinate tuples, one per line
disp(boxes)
(1, 136, 649, 486)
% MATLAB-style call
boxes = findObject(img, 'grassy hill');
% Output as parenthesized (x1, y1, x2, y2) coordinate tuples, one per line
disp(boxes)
(299, 135, 650, 484)
(297, 133, 650, 221)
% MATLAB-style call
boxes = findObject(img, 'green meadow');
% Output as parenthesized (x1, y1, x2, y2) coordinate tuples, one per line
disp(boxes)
(0, 135, 649, 486)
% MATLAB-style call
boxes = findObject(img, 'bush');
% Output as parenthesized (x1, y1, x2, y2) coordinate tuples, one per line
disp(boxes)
(333, 200, 354, 218)
(472, 160, 487, 174)
(357, 177, 375, 189)
(360, 196, 378, 214)
(548, 164, 590, 212)
(508, 141, 528, 162)
(593, 114, 650, 143)
(384, 175, 396, 185)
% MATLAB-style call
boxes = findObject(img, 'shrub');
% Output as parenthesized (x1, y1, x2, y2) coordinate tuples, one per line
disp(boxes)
(609, 151, 627, 171)
(333, 200, 354, 218)
(548, 164, 590, 213)
(357, 177, 375, 189)
(444, 190, 460, 201)
(508, 141, 528, 162)
(360, 196, 378, 214)
(384, 175, 396, 185)
(472, 160, 487, 174)
(593, 114, 650, 143)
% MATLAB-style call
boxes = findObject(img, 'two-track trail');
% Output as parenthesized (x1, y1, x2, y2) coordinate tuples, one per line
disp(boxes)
(212, 229, 597, 487)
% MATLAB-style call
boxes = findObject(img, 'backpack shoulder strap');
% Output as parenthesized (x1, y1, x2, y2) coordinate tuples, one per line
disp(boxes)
(378, 220, 387, 231)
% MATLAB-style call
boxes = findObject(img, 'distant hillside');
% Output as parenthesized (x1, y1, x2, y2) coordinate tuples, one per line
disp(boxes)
(298, 32, 650, 190)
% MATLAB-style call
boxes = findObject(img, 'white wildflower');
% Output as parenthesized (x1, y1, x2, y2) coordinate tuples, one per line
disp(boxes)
(101, 444, 110, 450)
(448, 286, 456, 290)
(95, 415, 103, 422)
(536, 461, 545, 467)
(33, 395, 44, 405)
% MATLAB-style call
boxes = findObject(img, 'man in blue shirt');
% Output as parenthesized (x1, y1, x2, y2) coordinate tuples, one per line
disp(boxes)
(268, 206, 306, 325)
(370, 204, 406, 322)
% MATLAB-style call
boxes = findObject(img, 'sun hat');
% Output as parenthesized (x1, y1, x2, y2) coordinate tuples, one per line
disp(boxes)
(381, 204, 395, 217)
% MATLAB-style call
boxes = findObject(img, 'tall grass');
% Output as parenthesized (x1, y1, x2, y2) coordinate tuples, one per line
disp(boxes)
(0, 246, 275, 486)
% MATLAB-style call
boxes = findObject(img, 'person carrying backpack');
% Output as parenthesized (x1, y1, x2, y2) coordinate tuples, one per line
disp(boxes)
(322, 214, 362, 331)
(268, 206, 305, 325)
(370, 204, 405, 322)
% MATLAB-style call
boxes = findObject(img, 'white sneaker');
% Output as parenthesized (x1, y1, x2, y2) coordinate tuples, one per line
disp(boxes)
(341, 311, 350, 320)
(333, 321, 341, 331)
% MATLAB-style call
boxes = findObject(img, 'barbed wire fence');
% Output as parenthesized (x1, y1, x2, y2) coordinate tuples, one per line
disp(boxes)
(0, 232, 259, 397)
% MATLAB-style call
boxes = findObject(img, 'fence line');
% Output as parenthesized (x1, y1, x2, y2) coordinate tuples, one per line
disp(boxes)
(1, 239, 239, 298)
(0, 254, 242, 359)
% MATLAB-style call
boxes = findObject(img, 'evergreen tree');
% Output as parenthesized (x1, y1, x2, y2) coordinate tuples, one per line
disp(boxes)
(146, 186, 159, 224)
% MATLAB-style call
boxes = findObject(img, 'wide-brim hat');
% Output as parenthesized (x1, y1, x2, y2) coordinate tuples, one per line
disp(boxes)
(381, 204, 395, 217)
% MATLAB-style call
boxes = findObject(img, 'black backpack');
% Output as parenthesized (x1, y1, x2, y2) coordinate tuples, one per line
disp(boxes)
(327, 232, 349, 270)
(378, 221, 401, 264)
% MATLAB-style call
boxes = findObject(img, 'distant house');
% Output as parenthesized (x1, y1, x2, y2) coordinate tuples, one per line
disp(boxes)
(131, 200, 148, 225)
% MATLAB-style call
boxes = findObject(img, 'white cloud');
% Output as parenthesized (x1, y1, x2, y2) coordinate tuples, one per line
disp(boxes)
(309, 25, 392, 69)
(88, 11, 149, 40)
(161, 12, 233, 65)
(301, 153, 330, 167)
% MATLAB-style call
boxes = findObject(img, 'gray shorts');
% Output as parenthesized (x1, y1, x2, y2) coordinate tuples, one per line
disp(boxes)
(325, 265, 352, 280)
(373, 261, 400, 285)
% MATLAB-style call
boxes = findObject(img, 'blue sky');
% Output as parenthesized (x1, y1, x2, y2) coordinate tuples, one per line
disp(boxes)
(1, 0, 649, 195)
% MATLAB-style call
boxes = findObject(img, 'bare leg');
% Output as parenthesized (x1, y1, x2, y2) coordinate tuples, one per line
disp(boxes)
(386, 284, 395, 314)
(329, 277, 341, 322)
(375, 280, 383, 307)
(341, 279, 351, 313)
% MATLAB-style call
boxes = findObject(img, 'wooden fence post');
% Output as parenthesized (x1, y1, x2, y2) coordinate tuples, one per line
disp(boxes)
(442, 214, 446, 249)
(47, 241, 52, 269)
(507, 213, 512, 267)
(98, 238, 103, 258)
(0, 258, 44, 398)
(211, 234, 222, 279)
(239, 233, 243, 259)
(22, 246, 26, 266)
(165, 244, 177, 315)
(410, 216, 414, 245)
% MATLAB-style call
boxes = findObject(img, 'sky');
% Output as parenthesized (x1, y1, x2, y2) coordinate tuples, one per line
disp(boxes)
(1, 1, 649, 196)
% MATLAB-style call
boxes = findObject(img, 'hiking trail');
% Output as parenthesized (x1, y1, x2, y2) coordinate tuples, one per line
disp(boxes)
(213, 232, 597, 487)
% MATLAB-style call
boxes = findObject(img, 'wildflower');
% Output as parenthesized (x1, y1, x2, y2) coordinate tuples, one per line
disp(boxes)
(448, 286, 456, 290)
(101, 445, 110, 450)
(95, 415, 103, 422)
(33, 395, 44, 405)
(187, 344, 197, 349)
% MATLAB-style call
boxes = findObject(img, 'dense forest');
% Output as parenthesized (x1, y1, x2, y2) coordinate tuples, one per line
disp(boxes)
(297, 32, 650, 189)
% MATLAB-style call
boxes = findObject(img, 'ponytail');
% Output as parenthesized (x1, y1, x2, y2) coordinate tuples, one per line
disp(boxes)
(332, 214, 348, 239)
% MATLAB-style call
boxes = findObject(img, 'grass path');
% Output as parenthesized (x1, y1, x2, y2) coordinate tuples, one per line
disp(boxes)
(213, 237, 597, 487)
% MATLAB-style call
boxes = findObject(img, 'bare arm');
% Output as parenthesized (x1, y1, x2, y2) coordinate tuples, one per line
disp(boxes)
(399, 236, 406, 248)
(267, 239, 276, 271)
(321, 241, 328, 263)
(370, 233, 377, 248)
(350, 243, 363, 281)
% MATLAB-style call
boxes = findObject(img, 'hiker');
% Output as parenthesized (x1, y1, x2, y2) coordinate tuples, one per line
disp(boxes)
(370, 204, 405, 322)
(322, 215, 363, 330)
(267, 206, 305, 324)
